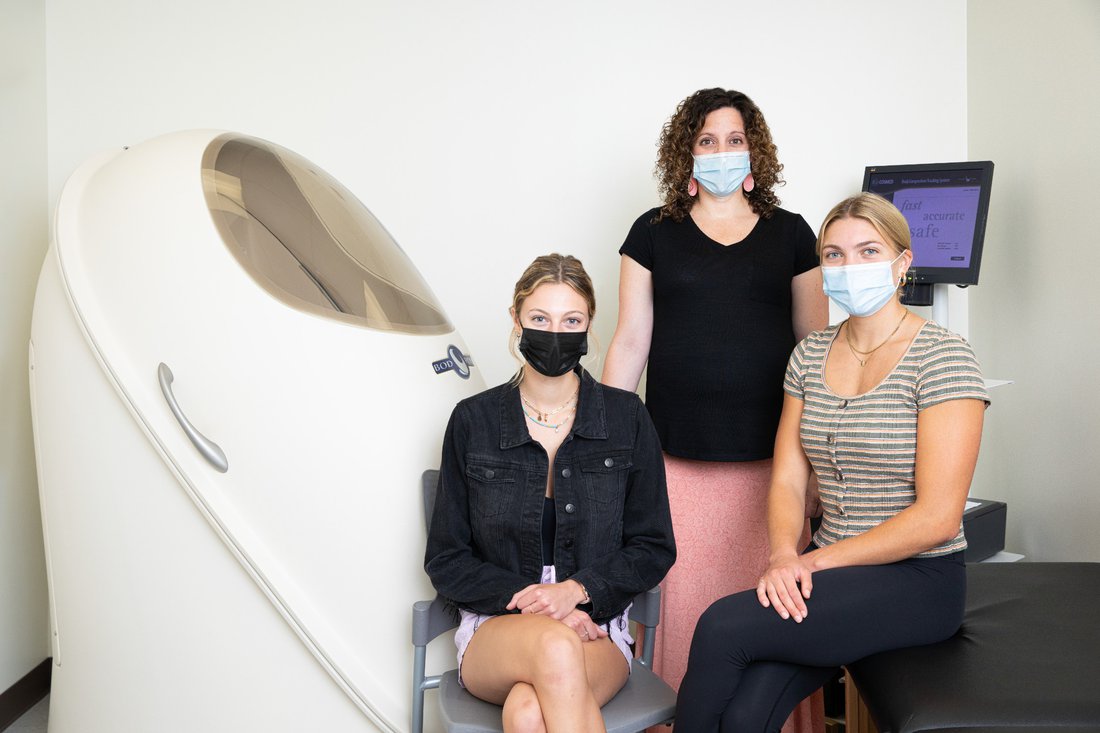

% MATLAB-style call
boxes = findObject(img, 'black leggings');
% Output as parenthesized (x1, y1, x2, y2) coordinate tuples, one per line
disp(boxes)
(674, 551, 965, 733)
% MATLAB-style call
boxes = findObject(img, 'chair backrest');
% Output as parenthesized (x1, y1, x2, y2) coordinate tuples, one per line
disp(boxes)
(415, 469, 456, 650)
(422, 468, 439, 532)
(628, 587, 660, 668)
(413, 469, 451, 733)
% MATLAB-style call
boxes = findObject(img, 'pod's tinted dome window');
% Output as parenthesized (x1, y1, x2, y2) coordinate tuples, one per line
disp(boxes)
(202, 134, 452, 334)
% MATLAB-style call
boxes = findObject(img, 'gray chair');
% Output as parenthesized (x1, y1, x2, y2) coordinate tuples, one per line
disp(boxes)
(412, 469, 676, 733)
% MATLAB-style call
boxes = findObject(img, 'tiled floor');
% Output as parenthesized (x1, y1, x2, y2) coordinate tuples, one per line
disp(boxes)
(6, 695, 47, 733)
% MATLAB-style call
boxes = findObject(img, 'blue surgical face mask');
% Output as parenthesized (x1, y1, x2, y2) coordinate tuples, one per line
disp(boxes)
(822, 253, 904, 317)
(692, 151, 751, 198)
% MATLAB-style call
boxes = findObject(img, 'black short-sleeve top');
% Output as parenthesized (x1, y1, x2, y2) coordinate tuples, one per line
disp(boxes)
(619, 206, 819, 461)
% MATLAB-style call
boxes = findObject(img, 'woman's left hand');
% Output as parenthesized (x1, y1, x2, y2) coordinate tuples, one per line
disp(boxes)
(757, 552, 817, 622)
(506, 580, 586, 620)
(561, 609, 608, 642)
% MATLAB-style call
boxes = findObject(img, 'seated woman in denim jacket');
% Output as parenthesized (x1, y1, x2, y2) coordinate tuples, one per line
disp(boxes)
(425, 253, 676, 733)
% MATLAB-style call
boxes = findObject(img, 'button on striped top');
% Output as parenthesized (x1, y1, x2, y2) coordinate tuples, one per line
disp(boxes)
(784, 321, 989, 558)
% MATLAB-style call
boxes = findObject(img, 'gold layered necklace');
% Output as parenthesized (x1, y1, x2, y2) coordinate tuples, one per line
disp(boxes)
(844, 310, 908, 367)
(520, 389, 579, 434)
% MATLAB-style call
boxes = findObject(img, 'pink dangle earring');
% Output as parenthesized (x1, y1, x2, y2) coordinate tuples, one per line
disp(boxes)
(742, 173, 755, 193)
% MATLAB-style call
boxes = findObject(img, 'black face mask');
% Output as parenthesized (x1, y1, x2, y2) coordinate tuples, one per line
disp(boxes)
(518, 328, 589, 378)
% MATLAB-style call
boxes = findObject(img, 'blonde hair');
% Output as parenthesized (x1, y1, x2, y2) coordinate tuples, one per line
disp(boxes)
(508, 254, 598, 381)
(816, 192, 912, 257)
(511, 253, 596, 320)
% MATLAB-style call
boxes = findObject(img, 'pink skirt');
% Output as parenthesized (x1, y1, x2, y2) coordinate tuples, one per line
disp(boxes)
(651, 454, 824, 733)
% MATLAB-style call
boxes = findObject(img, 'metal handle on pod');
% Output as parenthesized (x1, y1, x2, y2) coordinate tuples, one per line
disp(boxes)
(158, 362, 229, 473)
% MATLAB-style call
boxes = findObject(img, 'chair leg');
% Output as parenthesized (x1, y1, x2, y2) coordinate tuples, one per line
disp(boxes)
(412, 646, 426, 733)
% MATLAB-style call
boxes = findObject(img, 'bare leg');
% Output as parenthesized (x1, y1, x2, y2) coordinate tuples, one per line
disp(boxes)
(502, 684, 546, 733)
(462, 614, 629, 733)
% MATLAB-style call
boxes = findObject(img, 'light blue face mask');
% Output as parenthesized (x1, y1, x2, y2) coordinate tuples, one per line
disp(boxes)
(822, 253, 904, 317)
(692, 151, 751, 197)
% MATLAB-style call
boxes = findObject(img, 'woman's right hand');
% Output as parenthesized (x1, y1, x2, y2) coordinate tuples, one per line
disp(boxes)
(560, 609, 608, 642)
(756, 553, 814, 623)
(507, 580, 587, 620)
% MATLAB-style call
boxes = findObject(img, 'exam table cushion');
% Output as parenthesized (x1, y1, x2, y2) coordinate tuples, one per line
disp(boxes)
(847, 562, 1100, 732)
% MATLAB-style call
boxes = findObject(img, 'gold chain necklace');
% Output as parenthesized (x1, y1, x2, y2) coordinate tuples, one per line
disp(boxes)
(520, 389, 578, 423)
(844, 310, 908, 367)
(520, 404, 576, 434)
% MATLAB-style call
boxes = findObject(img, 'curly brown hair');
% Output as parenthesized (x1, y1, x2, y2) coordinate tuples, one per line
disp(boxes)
(655, 88, 785, 222)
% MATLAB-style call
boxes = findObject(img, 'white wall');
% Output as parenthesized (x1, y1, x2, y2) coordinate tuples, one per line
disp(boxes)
(0, 0, 50, 692)
(43, 0, 969, 385)
(3, 0, 972, 691)
(967, 0, 1100, 561)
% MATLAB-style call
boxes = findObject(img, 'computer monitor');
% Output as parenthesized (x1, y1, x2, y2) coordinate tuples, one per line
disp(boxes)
(862, 161, 994, 293)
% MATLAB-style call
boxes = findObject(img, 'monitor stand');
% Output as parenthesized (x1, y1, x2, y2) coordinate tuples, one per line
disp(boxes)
(897, 282, 970, 341)
(900, 282, 933, 307)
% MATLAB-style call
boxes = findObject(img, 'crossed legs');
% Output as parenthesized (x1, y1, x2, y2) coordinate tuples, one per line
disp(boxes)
(461, 614, 630, 733)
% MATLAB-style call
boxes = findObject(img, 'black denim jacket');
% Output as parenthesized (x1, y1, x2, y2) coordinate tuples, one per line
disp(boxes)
(424, 368, 675, 624)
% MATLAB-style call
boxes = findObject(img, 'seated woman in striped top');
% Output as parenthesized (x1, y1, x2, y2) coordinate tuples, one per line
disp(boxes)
(674, 192, 989, 733)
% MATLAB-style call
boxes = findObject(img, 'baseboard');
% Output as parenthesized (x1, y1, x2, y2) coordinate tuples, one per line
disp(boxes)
(0, 659, 51, 731)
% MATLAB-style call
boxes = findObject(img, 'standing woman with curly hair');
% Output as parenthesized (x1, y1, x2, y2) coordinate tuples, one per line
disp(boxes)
(603, 88, 827, 732)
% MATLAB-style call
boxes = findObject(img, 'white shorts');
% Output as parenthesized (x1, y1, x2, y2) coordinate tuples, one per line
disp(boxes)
(454, 565, 634, 687)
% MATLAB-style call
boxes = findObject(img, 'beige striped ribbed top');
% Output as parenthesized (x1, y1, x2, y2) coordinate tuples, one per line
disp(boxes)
(784, 320, 989, 557)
